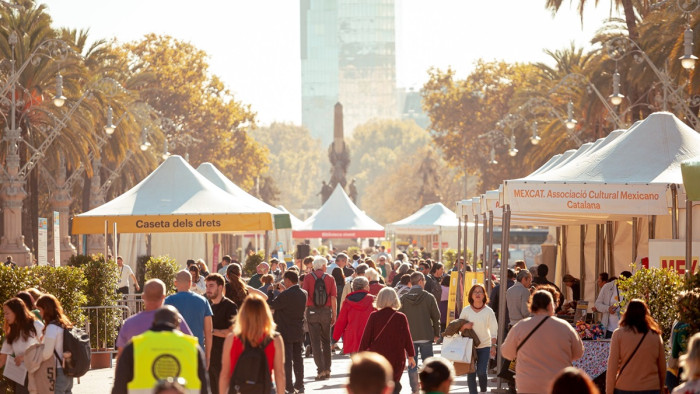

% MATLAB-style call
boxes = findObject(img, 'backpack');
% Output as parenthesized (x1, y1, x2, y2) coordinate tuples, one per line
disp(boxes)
(229, 333, 277, 394)
(51, 322, 91, 377)
(311, 272, 328, 307)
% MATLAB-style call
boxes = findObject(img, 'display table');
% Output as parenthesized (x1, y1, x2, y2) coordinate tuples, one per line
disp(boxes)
(573, 339, 610, 379)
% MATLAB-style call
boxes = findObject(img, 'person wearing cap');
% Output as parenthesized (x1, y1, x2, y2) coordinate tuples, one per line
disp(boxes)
(112, 305, 208, 394)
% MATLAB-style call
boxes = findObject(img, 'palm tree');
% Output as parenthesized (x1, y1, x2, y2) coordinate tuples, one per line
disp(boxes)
(544, 0, 653, 41)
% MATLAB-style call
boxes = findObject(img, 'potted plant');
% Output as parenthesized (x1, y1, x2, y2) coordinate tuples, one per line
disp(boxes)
(144, 256, 180, 295)
(68, 254, 119, 368)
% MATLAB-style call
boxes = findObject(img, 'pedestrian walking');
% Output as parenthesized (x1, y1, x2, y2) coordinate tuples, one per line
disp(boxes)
(550, 367, 599, 394)
(359, 287, 415, 394)
(399, 272, 441, 393)
(501, 290, 584, 394)
(116, 279, 192, 360)
(268, 270, 308, 394)
(458, 283, 498, 394)
(506, 269, 532, 326)
(165, 270, 213, 367)
(366, 268, 385, 296)
(116, 256, 140, 295)
(112, 306, 208, 394)
(333, 276, 375, 355)
(205, 273, 238, 394)
(672, 332, 700, 394)
(36, 294, 77, 394)
(606, 299, 665, 394)
(301, 256, 338, 380)
(418, 357, 455, 394)
(0, 298, 44, 394)
(346, 352, 395, 394)
(219, 293, 285, 394)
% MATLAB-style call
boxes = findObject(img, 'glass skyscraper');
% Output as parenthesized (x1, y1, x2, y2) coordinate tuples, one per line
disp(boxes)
(301, 0, 397, 145)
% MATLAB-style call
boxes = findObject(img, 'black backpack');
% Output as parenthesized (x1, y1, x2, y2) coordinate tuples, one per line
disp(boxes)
(51, 323, 91, 378)
(311, 272, 328, 307)
(229, 334, 277, 394)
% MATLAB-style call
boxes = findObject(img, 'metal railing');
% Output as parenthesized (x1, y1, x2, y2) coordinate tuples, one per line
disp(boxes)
(80, 305, 130, 368)
(117, 293, 144, 318)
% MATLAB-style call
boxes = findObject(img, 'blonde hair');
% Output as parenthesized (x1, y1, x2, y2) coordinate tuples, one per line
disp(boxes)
(681, 332, 700, 381)
(375, 287, 401, 310)
(233, 293, 276, 347)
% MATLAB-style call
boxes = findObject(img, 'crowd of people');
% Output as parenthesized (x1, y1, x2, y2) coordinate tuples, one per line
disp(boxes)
(2, 248, 700, 394)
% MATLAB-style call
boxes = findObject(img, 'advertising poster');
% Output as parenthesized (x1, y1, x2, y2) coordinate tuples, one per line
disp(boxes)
(38, 218, 48, 266)
(648, 240, 699, 274)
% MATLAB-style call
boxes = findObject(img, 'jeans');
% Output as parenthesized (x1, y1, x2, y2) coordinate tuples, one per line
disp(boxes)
(54, 367, 73, 394)
(284, 340, 304, 392)
(306, 307, 332, 374)
(408, 342, 434, 392)
(467, 347, 491, 394)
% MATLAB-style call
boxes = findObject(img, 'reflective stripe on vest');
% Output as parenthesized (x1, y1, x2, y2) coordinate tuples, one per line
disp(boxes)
(127, 330, 200, 393)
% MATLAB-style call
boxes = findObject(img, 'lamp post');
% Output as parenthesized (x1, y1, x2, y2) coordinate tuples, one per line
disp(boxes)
(0, 33, 79, 265)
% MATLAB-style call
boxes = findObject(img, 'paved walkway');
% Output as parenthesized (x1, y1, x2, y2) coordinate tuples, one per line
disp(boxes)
(75, 345, 503, 393)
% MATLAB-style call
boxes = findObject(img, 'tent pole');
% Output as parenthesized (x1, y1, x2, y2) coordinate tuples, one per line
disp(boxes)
(456, 217, 462, 271)
(606, 221, 615, 277)
(595, 224, 601, 299)
(649, 215, 656, 240)
(113, 222, 118, 262)
(438, 228, 443, 263)
(483, 212, 489, 294)
(496, 204, 510, 373)
(672, 184, 678, 239)
(473, 214, 479, 271)
(561, 226, 568, 280)
(686, 200, 693, 276)
(632, 217, 638, 265)
(579, 225, 586, 301)
(104, 220, 108, 263)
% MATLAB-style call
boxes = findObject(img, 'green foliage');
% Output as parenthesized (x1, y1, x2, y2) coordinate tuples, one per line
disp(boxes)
(442, 249, 457, 269)
(253, 123, 322, 210)
(244, 251, 264, 277)
(678, 272, 700, 335)
(0, 265, 87, 337)
(135, 255, 151, 289)
(145, 256, 181, 295)
(617, 268, 684, 342)
(317, 245, 329, 256)
(346, 246, 361, 258)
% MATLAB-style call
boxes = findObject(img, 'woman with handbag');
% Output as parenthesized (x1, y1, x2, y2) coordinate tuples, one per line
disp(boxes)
(359, 287, 416, 394)
(501, 290, 584, 394)
(606, 299, 665, 394)
(458, 283, 498, 394)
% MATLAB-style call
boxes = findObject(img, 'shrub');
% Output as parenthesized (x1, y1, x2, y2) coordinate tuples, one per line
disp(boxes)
(617, 267, 684, 342)
(442, 248, 457, 269)
(346, 246, 361, 257)
(135, 255, 151, 289)
(244, 251, 264, 277)
(145, 256, 180, 295)
(76, 255, 120, 349)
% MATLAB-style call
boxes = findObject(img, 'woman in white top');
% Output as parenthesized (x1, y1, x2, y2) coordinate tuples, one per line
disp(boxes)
(36, 294, 74, 394)
(0, 297, 44, 394)
(458, 283, 498, 394)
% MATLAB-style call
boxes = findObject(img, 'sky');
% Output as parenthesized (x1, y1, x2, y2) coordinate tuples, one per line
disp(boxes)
(41, 0, 620, 126)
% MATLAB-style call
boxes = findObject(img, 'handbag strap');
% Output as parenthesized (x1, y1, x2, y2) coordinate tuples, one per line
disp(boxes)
(516, 316, 550, 352)
(616, 331, 648, 381)
(374, 312, 396, 342)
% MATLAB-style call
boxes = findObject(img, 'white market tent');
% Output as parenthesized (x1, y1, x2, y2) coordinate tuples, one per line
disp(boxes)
(500, 112, 700, 302)
(386, 202, 463, 262)
(293, 185, 384, 239)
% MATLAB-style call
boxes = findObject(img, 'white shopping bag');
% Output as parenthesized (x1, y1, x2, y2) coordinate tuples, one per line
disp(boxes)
(441, 335, 473, 363)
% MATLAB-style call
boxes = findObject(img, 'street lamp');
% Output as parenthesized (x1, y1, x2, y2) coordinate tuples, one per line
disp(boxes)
(489, 147, 498, 165)
(508, 135, 518, 157)
(609, 69, 625, 106)
(140, 128, 151, 151)
(162, 139, 170, 160)
(52, 74, 67, 107)
(679, 27, 698, 70)
(104, 106, 116, 135)
(565, 100, 577, 130)
(529, 121, 541, 145)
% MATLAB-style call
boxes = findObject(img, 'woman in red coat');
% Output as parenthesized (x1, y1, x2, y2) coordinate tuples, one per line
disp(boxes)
(333, 276, 376, 354)
(359, 287, 416, 394)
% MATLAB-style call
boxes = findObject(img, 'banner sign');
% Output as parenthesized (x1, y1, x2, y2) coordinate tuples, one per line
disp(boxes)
(648, 240, 698, 274)
(53, 212, 60, 266)
(38, 218, 47, 266)
(73, 213, 273, 234)
(505, 182, 669, 215)
(432, 242, 449, 249)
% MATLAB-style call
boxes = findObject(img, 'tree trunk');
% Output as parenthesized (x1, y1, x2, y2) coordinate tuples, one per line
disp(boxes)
(621, 0, 638, 41)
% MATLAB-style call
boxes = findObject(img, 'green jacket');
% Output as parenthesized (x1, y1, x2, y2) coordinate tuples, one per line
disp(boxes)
(399, 286, 441, 341)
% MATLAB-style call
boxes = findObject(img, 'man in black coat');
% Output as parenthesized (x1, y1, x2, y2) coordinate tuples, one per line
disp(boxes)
(269, 270, 308, 394)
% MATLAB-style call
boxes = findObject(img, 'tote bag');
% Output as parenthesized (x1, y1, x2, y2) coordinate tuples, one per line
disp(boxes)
(442, 335, 473, 364)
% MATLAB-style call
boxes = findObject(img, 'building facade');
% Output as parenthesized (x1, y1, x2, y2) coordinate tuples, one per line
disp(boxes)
(301, 0, 397, 145)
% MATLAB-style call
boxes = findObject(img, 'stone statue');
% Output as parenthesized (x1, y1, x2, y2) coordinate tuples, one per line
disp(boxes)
(347, 178, 358, 204)
(318, 181, 332, 204)
(328, 102, 350, 190)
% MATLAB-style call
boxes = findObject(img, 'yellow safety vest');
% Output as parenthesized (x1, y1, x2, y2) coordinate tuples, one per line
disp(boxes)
(127, 330, 201, 394)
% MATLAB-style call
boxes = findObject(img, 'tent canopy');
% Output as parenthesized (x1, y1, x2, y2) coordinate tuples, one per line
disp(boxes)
(72, 155, 273, 234)
(293, 185, 384, 238)
(505, 112, 700, 218)
(387, 202, 459, 235)
(277, 205, 305, 229)
(196, 163, 291, 229)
